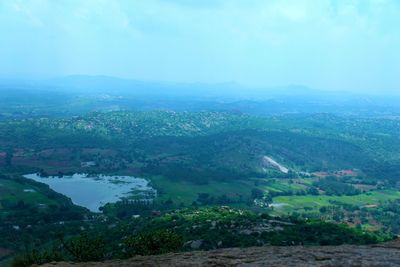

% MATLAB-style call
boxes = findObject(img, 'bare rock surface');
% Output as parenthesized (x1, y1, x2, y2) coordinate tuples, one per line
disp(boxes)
(42, 240, 400, 267)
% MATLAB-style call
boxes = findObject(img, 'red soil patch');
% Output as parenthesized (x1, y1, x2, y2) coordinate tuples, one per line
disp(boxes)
(313, 170, 358, 178)
(38, 148, 71, 157)
(0, 247, 12, 258)
(353, 184, 376, 191)
(12, 158, 72, 168)
(363, 204, 379, 208)
(313, 172, 330, 177)
(13, 148, 25, 157)
(335, 170, 358, 177)
(81, 148, 117, 156)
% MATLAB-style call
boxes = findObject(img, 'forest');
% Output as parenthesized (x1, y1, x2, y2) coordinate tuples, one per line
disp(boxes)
(0, 108, 400, 266)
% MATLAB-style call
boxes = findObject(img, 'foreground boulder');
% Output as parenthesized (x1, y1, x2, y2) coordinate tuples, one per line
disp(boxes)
(41, 240, 400, 267)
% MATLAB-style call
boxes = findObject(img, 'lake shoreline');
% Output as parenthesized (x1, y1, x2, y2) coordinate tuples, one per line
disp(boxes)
(23, 173, 156, 212)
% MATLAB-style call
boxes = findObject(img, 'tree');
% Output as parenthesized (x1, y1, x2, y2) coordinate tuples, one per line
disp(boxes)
(61, 233, 106, 262)
(251, 188, 264, 199)
(11, 248, 64, 267)
(5, 147, 13, 166)
(124, 230, 183, 257)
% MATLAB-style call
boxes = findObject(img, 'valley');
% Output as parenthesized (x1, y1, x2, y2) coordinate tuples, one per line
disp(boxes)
(1, 106, 400, 266)
(2, 1, 400, 265)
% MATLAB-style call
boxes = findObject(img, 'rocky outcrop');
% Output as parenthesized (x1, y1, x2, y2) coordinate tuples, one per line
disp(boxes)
(41, 240, 400, 267)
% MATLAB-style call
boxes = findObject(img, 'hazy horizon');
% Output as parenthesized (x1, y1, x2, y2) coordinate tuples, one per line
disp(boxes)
(1, 0, 399, 94)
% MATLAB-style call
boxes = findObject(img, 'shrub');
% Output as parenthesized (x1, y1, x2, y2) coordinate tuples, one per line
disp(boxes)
(124, 230, 183, 257)
(11, 248, 64, 267)
(61, 233, 106, 262)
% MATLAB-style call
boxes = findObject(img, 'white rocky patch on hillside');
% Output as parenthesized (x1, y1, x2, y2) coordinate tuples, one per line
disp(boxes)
(262, 156, 289, 174)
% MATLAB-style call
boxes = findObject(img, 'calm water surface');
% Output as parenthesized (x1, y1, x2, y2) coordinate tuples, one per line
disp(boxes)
(24, 173, 156, 212)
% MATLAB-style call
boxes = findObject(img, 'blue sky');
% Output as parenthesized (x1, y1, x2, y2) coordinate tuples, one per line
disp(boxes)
(0, 0, 399, 93)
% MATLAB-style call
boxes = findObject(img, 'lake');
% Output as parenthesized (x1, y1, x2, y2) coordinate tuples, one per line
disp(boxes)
(23, 173, 156, 212)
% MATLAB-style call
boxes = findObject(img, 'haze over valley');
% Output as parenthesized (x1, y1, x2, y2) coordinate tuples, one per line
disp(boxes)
(1, 1, 400, 266)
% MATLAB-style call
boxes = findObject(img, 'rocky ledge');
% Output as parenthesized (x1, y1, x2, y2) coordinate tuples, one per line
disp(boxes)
(42, 240, 400, 267)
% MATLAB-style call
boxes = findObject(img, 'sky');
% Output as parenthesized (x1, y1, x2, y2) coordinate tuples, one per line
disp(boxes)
(0, 0, 399, 94)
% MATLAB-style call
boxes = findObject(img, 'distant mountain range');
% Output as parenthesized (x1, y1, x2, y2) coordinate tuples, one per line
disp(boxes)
(0, 75, 399, 117)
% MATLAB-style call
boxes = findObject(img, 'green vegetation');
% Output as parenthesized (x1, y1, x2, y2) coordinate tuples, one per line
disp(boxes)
(124, 230, 183, 257)
(0, 173, 91, 266)
(1, 110, 400, 265)
(61, 234, 106, 262)
(10, 207, 389, 267)
(1, 111, 399, 180)
(151, 175, 253, 205)
(313, 176, 361, 196)
(11, 248, 64, 267)
(273, 190, 400, 211)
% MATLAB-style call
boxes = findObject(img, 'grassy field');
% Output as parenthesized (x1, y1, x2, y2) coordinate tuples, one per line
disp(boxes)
(272, 190, 400, 214)
(149, 175, 254, 205)
(0, 177, 60, 209)
(259, 179, 306, 193)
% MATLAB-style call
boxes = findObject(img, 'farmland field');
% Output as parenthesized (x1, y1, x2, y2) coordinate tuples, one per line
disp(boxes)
(272, 190, 400, 214)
